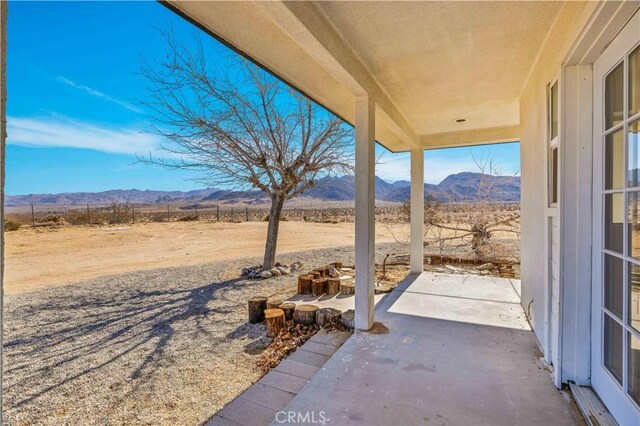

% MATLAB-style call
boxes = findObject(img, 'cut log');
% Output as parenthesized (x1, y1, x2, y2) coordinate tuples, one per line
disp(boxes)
(267, 299, 283, 310)
(341, 309, 355, 329)
(326, 278, 341, 295)
(297, 274, 313, 295)
(315, 269, 326, 278)
(312, 278, 327, 297)
(340, 281, 355, 295)
(316, 307, 342, 327)
(322, 266, 332, 276)
(293, 304, 319, 326)
(265, 308, 285, 337)
(248, 296, 268, 324)
(330, 262, 343, 269)
(310, 271, 322, 280)
(280, 302, 296, 321)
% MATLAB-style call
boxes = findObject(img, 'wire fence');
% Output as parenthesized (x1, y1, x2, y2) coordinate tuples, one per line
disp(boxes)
(5, 201, 521, 229)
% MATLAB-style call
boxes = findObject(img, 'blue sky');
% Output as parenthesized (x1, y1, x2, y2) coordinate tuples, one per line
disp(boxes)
(6, 1, 520, 196)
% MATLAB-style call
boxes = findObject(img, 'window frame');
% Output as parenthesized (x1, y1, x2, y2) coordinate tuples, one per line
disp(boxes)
(548, 79, 560, 207)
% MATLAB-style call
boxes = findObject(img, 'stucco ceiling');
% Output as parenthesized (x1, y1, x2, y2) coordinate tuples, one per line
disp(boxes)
(167, 1, 574, 151)
(314, 1, 565, 137)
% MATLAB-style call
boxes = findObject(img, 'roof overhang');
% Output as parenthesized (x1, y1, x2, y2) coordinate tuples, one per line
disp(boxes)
(164, 1, 593, 151)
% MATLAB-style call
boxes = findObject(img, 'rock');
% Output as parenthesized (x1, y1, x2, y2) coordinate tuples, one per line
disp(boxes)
(328, 266, 340, 278)
(260, 270, 273, 279)
(280, 268, 291, 275)
(290, 261, 303, 271)
(477, 263, 496, 271)
(270, 268, 282, 277)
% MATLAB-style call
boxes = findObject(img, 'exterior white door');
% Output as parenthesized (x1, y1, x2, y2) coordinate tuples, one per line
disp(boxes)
(593, 10, 640, 425)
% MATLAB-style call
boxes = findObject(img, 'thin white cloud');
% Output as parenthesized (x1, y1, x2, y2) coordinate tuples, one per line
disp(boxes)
(7, 115, 161, 155)
(58, 77, 142, 113)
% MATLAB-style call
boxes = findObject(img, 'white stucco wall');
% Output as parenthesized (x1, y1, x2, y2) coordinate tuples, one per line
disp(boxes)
(519, 1, 593, 351)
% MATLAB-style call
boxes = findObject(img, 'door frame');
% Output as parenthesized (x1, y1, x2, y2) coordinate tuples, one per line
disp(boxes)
(591, 9, 640, 423)
(559, 2, 640, 393)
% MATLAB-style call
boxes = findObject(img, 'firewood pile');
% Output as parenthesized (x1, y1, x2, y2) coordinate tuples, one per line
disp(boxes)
(297, 262, 356, 297)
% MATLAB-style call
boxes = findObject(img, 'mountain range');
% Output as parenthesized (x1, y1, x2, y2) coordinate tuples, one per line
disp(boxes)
(5, 172, 520, 207)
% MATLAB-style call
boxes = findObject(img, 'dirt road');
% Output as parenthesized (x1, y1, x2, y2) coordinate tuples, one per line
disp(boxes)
(4, 221, 404, 294)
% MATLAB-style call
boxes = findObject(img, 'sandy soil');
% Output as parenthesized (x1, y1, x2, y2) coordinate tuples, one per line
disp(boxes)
(4, 221, 404, 294)
(2, 243, 402, 426)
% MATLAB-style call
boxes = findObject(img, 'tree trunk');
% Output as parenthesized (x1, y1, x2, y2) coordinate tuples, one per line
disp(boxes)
(263, 194, 285, 270)
(265, 308, 285, 337)
(326, 278, 341, 295)
(297, 274, 314, 295)
(293, 304, 319, 326)
(248, 297, 268, 324)
(280, 302, 296, 321)
(312, 279, 326, 297)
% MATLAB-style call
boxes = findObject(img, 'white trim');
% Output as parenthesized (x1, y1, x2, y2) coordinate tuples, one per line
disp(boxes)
(592, 10, 640, 423)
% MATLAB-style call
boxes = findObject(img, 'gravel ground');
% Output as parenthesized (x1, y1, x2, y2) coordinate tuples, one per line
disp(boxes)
(2, 242, 405, 426)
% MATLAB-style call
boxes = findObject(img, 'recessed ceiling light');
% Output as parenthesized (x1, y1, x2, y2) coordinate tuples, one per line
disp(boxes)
(455, 118, 467, 123)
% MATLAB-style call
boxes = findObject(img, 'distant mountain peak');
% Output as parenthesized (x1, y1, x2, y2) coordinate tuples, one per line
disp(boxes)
(5, 172, 520, 207)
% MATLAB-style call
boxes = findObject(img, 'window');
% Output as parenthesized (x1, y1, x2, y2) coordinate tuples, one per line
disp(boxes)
(548, 81, 559, 206)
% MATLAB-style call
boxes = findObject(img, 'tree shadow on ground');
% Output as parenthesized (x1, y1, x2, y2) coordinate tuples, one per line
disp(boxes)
(3, 275, 253, 410)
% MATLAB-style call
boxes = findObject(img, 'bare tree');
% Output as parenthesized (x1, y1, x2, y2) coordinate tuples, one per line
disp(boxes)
(424, 154, 521, 262)
(139, 32, 354, 269)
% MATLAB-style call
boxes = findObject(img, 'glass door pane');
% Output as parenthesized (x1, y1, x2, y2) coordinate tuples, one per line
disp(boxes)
(630, 45, 640, 118)
(607, 62, 625, 129)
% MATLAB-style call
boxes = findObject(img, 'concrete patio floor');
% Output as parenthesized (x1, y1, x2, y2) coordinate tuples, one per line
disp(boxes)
(277, 272, 583, 426)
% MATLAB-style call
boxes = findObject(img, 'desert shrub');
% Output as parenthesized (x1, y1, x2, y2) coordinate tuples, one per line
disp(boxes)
(4, 220, 21, 232)
(64, 210, 91, 225)
(177, 214, 199, 222)
(38, 214, 67, 226)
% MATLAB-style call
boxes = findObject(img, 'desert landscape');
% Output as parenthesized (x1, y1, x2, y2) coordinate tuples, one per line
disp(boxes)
(3, 221, 402, 294)
(3, 205, 520, 425)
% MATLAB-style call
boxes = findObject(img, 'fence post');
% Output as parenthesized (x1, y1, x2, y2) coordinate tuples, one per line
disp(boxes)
(167, 204, 170, 222)
(31, 204, 35, 228)
(87, 204, 91, 226)
(113, 204, 117, 224)
(216, 205, 220, 222)
(132, 204, 135, 224)
(195, 205, 198, 219)
(231, 207, 234, 218)
(246, 206, 249, 222)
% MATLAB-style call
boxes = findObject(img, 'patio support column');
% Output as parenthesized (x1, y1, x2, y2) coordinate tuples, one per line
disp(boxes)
(354, 95, 375, 331)
(410, 148, 424, 273)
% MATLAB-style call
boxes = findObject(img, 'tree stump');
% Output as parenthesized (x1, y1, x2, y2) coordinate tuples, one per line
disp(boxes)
(330, 262, 343, 269)
(248, 296, 268, 323)
(322, 266, 332, 276)
(267, 299, 283, 309)
(309, 271, 321, 280)
(340, 281, 355, 295)
(265, 308, 285, 337)
(280, 302, 296, 321)
(297, 275, 313, 295)
(341, 309, 355, 329)
(316, 307, 342, 327)
(315, 269, 326, 278)
(326, 278, 341, 295)
(312, 279, 326, 297)
(293, 304, 318, 326)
